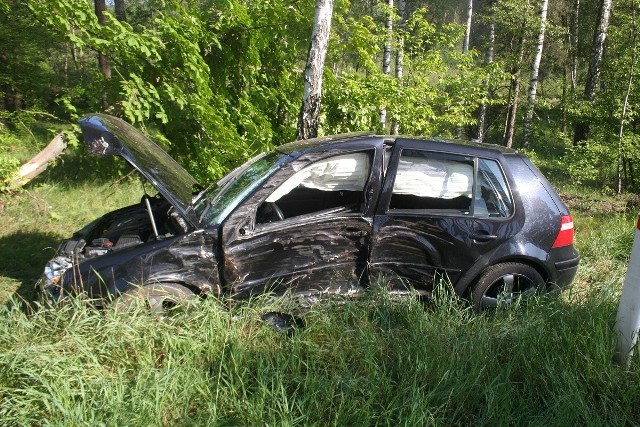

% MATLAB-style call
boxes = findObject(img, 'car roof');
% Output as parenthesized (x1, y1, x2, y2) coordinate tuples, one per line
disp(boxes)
(275, 133, 520, 157)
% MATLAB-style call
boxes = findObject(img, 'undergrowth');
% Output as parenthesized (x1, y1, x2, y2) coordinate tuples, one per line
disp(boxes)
(1, 289, 639, 426)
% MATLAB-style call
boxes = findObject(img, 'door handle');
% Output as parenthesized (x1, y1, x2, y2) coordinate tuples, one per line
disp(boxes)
(471, 233, 498, 242)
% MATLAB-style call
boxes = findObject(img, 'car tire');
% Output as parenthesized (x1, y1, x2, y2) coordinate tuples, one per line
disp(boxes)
(472, 263, 544, 313)
(113, 282, 196, 316)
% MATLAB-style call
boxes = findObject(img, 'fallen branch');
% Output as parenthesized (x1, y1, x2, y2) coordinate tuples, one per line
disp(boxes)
(11, 132, 67, 188)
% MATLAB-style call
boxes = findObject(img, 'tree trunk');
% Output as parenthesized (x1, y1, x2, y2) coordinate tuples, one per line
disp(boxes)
(463, 0, 473, 53)
(523, 0, 549, 149)
(570, 0, 580, 95)
(503, 77, 521, 148)
(617, 7, 636, 194)
(3, 84, 22, 112)
(391, 0, 406, 135)
(296, 0, 334, 140)
(94, 0, 111, 111)
(585, 0, 613, 101)
(573, 0, 613, 143)
(477, 21, 495, 143)
(115, 0, 126, 22)
(380, 0, 394, 131)
(456, 0, 473, 139)
(94, 0, 111, 81)
(503, 36, 526, 148)
(10, 133, 67, 189)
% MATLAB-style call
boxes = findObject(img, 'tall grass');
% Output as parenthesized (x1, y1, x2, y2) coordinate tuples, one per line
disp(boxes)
(1, 288, 639, 426)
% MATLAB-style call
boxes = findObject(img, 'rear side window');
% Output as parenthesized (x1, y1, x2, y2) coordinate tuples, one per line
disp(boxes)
(475, 159, 513, 217)
(388, 149, 513, 217)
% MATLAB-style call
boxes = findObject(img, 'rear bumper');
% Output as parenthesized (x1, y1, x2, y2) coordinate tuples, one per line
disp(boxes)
(548, 246, 580, 289)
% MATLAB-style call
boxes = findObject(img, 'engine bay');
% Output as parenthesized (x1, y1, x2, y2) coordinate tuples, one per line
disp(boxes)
(58, 194, 188, 261)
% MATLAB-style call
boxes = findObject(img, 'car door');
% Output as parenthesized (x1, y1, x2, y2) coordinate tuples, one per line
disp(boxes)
(369, 140, 522, 294)
(221, 141, 384, 299)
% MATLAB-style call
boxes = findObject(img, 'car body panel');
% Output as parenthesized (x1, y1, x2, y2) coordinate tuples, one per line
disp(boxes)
(53, 229, 220, 305)
(79, 114, 201, 227)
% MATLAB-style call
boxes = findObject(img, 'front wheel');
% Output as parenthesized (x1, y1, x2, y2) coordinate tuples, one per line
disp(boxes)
(472, 263, 544, 313)
(113, 282, 196, 316)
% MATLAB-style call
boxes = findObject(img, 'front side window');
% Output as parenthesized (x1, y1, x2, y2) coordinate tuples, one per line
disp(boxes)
(389, 150, 474, 213)
(257, 152, 372, 223)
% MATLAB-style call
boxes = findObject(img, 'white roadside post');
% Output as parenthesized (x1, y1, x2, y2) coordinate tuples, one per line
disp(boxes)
(615, 214, 640, 368)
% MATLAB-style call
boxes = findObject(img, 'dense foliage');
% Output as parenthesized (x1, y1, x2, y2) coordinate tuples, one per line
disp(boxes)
(1, 0, 639, 186)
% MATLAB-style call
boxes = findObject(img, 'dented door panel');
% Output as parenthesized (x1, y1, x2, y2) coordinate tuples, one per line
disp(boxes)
(370, 214, 518, 291)
(226, 215, 372, 298)
(221, 138, 385, 298)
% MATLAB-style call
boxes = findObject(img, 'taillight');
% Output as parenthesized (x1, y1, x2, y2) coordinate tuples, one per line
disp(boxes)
(552, 215, 574, 248)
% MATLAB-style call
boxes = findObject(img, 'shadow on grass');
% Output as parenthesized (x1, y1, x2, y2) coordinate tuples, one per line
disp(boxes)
(0, 230, 62, 304)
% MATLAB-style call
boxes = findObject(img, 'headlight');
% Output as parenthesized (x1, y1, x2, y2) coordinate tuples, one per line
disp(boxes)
(43, 257, 73, 285)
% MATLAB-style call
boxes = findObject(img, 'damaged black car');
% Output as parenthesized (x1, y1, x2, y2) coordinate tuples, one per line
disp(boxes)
(37, 114, 580, 312)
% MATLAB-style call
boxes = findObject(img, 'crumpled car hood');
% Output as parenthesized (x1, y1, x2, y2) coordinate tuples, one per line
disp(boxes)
(79, 114, 201, 227)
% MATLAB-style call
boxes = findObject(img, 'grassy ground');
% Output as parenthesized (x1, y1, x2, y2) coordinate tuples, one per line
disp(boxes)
(1, 285, 639, 425)
(1, 126, 640, 425)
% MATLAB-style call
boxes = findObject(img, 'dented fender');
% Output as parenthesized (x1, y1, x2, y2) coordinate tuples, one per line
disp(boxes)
(59, 229, 221, 301)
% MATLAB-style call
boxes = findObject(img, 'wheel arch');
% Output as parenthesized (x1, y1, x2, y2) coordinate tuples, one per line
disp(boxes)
(145, 278, 216, 298)
(454, 255, 551, 298)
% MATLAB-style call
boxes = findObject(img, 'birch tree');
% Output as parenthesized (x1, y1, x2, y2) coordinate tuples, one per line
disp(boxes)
(391, 0, 406, 135)
(296, 0, 335, 140)
(463, 0, 473, 53)
(616, 2, 637, 193)
(586, 0, 614, 101)
(456, 0, 473, 138)
(573, 0, 613, 143)
(570, 0, 580, 95)
(522, 0, 548, 149)
(477, 20, 495, 143)
(380, 0, 394, 131)
(491, 0, 535, 148)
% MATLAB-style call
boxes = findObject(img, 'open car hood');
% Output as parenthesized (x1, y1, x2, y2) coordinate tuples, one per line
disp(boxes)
(79, 114, 201, 227)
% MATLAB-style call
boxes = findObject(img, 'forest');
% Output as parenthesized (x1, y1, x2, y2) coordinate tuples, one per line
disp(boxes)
(0, 0, 637, 188)
(3, 1, 640, 425)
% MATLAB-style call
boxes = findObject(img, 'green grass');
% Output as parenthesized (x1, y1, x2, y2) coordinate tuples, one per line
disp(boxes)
(1, 290, 639, 426)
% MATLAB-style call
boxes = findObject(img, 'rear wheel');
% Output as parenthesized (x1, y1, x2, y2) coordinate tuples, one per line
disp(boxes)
(472, 263, 544, 313)
(114, 282, 196, 316)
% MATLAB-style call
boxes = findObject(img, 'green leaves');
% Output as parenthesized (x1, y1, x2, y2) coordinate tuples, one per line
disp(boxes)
(324, 7, 484, 137)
